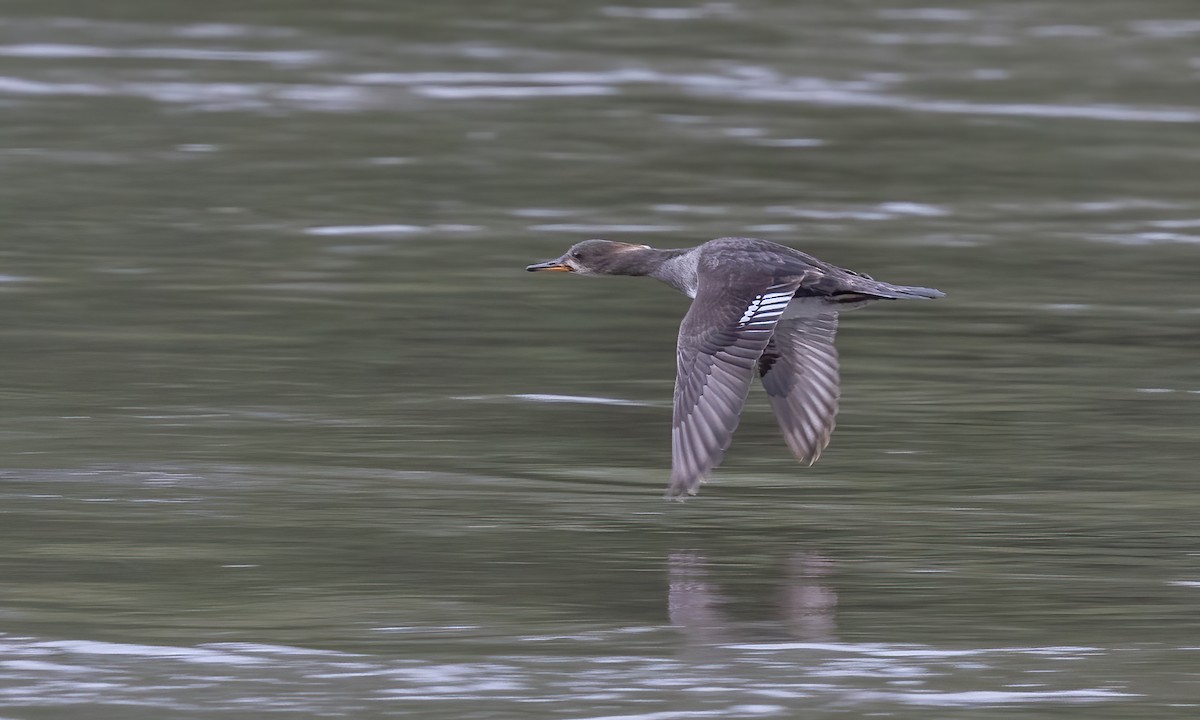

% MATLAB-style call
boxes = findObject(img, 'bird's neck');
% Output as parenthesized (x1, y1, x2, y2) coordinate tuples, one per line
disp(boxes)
(605, 245, 689, 275)
(607, 246, 697, 296)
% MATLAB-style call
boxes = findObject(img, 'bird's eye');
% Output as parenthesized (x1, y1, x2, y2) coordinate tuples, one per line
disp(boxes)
(570, 251, 582, 260)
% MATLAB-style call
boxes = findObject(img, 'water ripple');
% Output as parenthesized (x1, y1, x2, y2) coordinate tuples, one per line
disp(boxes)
(529, 223, 684, 233)
(347, 69, 1200, 123)
(0, 43, 322, 65)
(414, 84, 616, 99)
(600, 4, 738, 22)
(3, 633, 1125, 714)
(1, 59, 1195, 123)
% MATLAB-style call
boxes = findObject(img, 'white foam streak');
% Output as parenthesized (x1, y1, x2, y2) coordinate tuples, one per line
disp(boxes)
(510, 394, 651, 407)
(1130, 20, 1200, 38)
(749, 138, 825, 147)
(414, 85, 616, 99)
(877, 202, 950, 217)
(529, 224, 683, 233)
(1091, 232, 1200, 245)
(571, 707, 779, 720)
(764, 203, 950, 221)
(721, 85, 1200, 123)
(600, 5, 738, 21)
(878, 8, 974, 21)
(39, 640, 264, 665)
(724, 642, 1100, 658)
(348, 70, 661, 85)
(0, 76, 369, 110)
(305, 224, 425, 236)
(1151, 219, 1200, 229)
(0, 44, 321, 64)
(877, 689, 1134, 706)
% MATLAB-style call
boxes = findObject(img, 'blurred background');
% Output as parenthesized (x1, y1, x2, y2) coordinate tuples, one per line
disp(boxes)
(1, 1, 1199, 718)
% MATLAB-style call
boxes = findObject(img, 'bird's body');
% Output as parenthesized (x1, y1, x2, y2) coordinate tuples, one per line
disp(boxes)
(527, 237, 943, 498)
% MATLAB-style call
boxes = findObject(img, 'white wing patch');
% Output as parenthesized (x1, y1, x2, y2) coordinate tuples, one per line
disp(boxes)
(736, 284, 794, 330)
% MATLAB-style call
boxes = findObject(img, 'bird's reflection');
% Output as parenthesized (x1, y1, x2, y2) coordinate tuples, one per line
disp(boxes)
(779, 551, 837, 641)
(668, 551, 837, 644)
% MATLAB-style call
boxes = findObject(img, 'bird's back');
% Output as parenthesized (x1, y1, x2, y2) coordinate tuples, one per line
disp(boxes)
(694, 237, 879, 297)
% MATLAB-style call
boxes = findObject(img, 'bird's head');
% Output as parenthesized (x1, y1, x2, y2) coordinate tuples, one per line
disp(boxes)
(525, 239, 652, 277)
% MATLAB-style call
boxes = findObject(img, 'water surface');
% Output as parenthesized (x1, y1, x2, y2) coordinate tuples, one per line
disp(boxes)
(2, 1, 1199, 718)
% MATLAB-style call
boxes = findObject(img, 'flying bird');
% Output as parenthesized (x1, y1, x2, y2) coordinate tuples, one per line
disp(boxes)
(526, 236, 943, 498)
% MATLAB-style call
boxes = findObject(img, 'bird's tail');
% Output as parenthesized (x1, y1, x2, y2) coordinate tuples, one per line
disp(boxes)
(835, 281, 944, 302)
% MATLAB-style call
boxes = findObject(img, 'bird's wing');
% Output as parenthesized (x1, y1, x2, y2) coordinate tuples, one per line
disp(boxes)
(669, 277, 798, 497)
(757, 314, 840, 465)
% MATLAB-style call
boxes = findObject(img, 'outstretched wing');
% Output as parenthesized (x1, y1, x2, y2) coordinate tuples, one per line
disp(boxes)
(757, 314, 840, 465)
(669, 279, 798, 497)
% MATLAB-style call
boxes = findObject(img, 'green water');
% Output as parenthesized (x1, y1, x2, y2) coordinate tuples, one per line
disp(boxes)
(1, 1, 1199, 718)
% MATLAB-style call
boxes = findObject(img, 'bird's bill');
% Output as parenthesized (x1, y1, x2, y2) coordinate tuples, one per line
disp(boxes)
(525, 260, 573, 272)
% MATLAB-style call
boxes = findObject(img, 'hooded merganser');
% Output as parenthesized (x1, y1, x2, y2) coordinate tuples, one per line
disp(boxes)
(527, 236, 943, 498)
